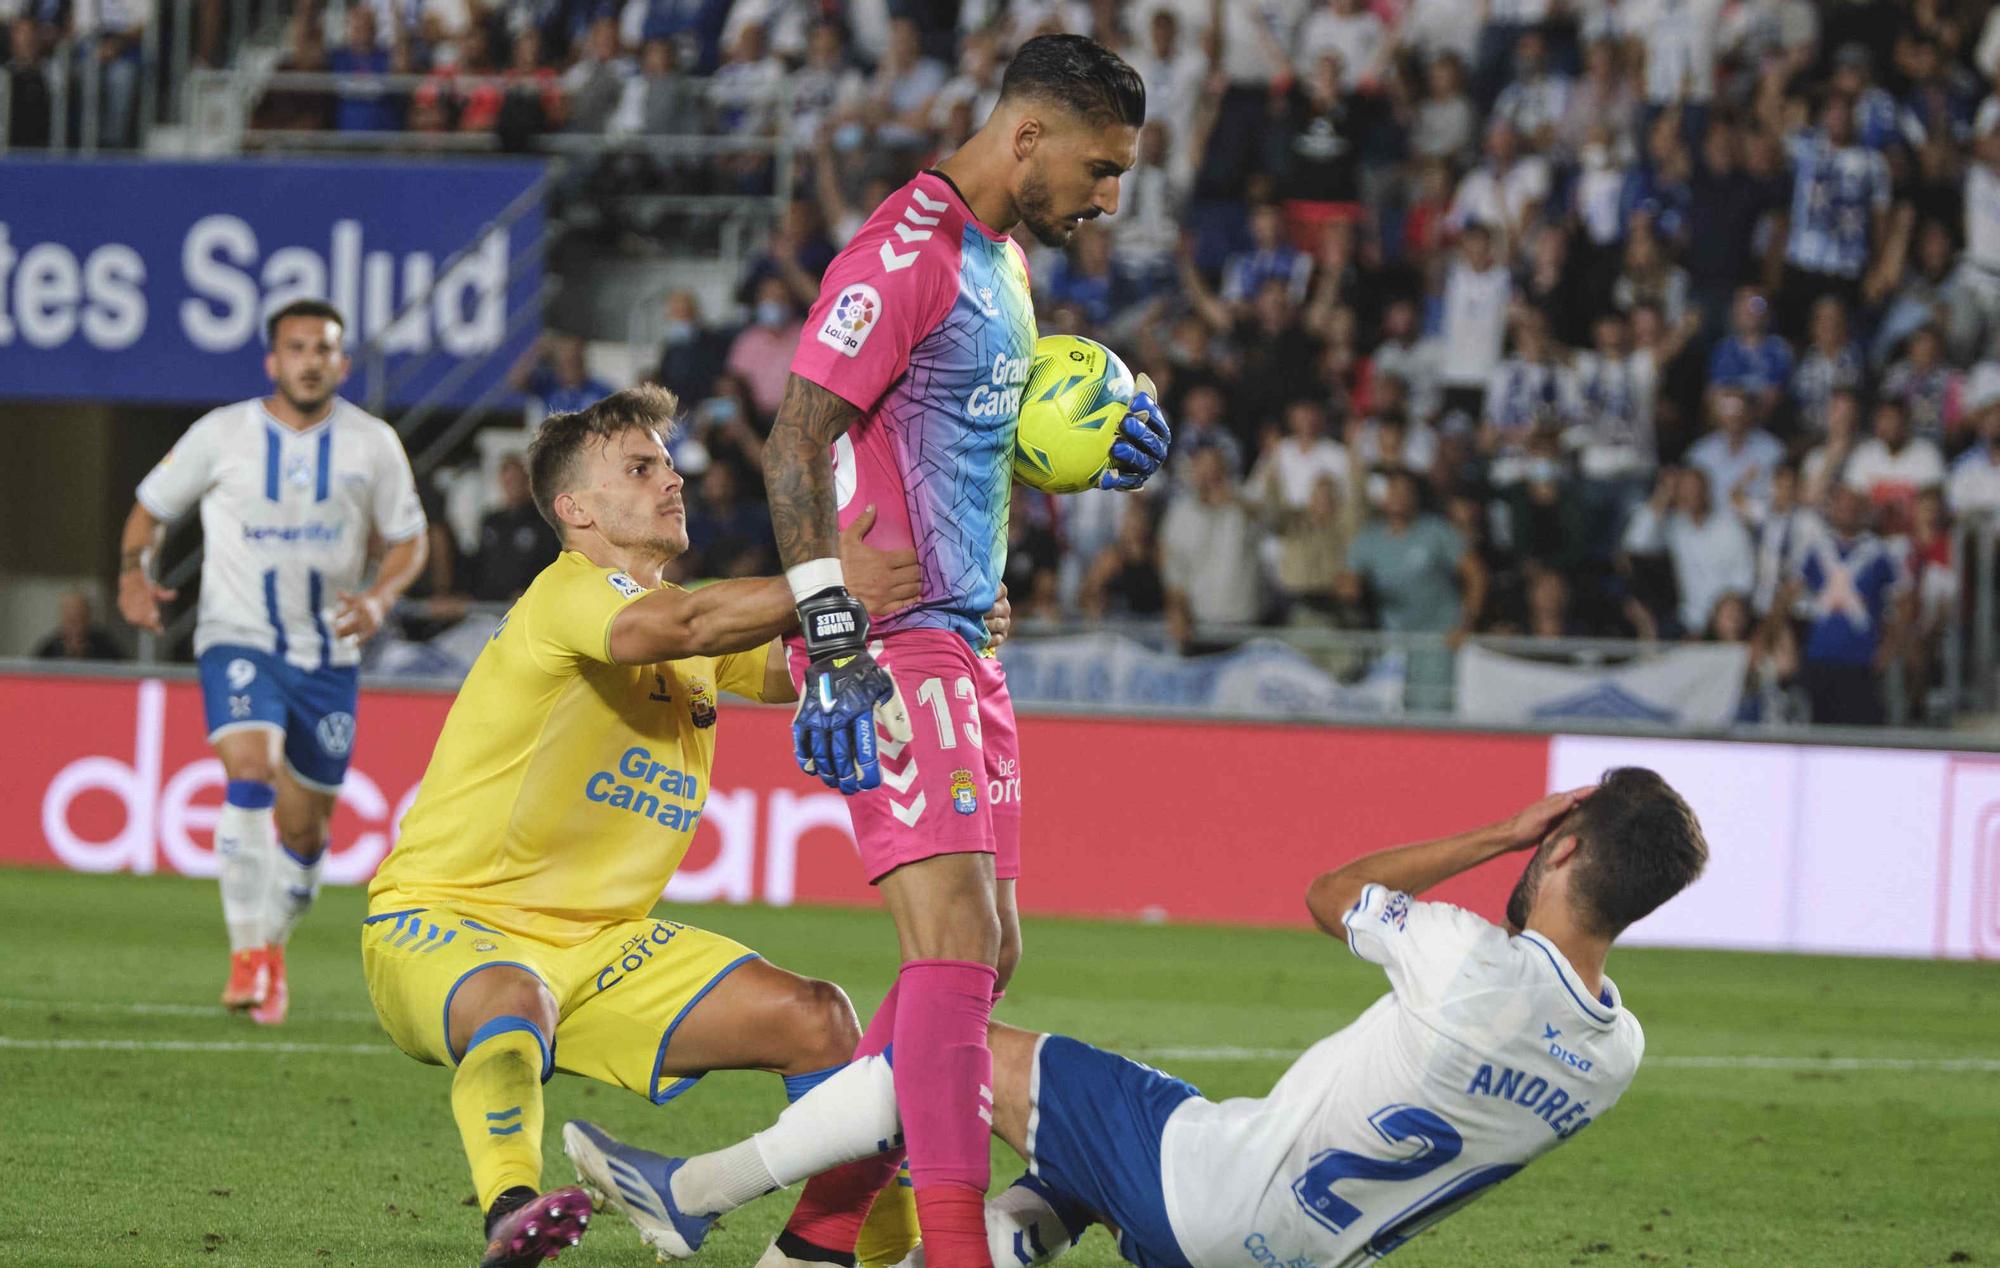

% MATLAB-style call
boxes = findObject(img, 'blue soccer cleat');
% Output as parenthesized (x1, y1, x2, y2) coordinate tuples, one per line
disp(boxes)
(563, 1120, 713, 1260)
(478, 1186, 591, 1267)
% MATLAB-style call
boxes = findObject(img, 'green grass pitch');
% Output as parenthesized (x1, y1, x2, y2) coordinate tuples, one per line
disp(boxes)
(2, 868, 1995, 1267)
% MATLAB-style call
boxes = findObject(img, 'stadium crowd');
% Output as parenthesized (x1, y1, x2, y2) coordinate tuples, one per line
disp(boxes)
(26, 0, 2000, 726)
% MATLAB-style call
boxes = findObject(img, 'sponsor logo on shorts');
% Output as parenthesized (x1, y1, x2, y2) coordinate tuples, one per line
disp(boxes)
(594, 920, 685, 991)
(1242, 1232, 1317, 1268)
(687, 678, 717, 729)
(316, 711, 355, 757)
(950, 768, 978, 815)
(1380, 890, 1410, 930)
(817, 284, 881, 358)
(226, 658, 257, 691)
(229, 694, 253, 720)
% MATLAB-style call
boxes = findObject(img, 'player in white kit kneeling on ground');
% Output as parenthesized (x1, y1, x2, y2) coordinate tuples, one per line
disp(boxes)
(564, 768, 1707, 1267)
(118, 299, 428, 1025)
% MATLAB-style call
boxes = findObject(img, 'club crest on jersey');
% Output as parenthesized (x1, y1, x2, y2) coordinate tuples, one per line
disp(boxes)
(950, 768, 978, 815)
(285, 453, 314, 489)
(687, 678, 717, 729)
(608, 571, 646, 600)
(818, 284, 881, 358)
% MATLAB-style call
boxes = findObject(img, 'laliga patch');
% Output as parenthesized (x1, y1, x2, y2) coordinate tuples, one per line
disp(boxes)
(817, 284, 881, 358)
(950, 768, 979, 815)
(608, 571, 646, 600)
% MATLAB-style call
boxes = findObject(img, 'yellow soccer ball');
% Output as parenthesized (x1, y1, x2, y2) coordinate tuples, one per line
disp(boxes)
(1012, 334, 1137, 494)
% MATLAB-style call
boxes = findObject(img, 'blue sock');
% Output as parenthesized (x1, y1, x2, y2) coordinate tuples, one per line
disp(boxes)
(783, 1063, 844, 1104)
(225, 779, 275, 809)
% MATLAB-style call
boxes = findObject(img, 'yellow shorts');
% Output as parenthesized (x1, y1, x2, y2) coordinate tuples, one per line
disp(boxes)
(360, 902, 758, 1103)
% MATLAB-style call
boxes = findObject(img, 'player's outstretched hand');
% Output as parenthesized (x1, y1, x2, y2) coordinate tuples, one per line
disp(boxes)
(1498, 786, 1596, 852)
(117, 571, 177, 634)
(840, 504, 922, 618)
(1100, 373, 1172, 492)
(332, 590, 388, 642)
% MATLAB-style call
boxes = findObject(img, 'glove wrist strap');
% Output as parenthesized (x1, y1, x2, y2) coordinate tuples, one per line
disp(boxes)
(797, 585, 869, 660)
(785, 557, 846, 605)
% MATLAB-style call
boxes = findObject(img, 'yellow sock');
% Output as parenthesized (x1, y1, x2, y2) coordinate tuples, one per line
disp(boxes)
(856, 1160, 921, 1268)
(451, 1020, 548, 1211)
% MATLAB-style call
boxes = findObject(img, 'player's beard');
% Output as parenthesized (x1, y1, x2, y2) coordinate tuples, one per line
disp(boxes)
(278, 375, 335, 417)
(1505, 841, 1549, 933)
(1016, 164, 1083, 248)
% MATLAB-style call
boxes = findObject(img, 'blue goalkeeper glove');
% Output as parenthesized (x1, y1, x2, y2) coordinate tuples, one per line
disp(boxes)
(792, 587, 911, 795)
(1099, 374, 1172, 491)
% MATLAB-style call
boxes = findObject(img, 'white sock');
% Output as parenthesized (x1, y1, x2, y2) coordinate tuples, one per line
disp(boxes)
(216, 802, 275, 952)
(673, 1055, 901, 1216)
(987, 1180, 1079, 1266)
(264, 844, 322, 946)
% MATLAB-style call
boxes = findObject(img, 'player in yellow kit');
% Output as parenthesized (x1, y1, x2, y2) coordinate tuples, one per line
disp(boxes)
(361, 386, 932, 1268)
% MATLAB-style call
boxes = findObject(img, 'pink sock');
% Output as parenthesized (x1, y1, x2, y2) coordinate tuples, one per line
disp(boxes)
(895, 959, 998, 1266)
(782, 983, 905, 1253)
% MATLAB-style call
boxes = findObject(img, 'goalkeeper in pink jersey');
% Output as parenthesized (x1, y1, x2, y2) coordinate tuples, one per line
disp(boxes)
(759, 33, 1171, 1268)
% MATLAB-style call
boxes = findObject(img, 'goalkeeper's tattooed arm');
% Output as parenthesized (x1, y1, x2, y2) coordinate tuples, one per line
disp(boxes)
(766, 373, 862, 569)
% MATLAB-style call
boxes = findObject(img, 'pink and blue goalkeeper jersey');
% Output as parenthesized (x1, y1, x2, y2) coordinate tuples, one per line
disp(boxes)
(791, 171, 1037, 650)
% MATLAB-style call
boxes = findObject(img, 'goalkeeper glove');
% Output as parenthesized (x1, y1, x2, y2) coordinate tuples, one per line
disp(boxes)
(792, 584, 911, 795)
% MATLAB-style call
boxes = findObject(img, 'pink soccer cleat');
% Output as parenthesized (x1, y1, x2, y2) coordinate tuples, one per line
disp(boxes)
(221, 948, 267, 1011)
(249, 945, 288, 1025)
(480, 1187, 593, 1267)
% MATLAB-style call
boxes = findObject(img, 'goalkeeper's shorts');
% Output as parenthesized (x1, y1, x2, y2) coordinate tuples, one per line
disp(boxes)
(785, 628, 1022, 884)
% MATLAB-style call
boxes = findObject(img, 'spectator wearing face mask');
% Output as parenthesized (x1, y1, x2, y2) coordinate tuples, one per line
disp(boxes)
(508, 332, 613, 418)
(724, 277, 804, 419)
(654, 290, 728, 405)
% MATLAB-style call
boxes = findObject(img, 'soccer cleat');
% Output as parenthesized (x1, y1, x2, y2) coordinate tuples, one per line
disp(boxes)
(563, 1120, 713, 1260)
(479, 1186, 592, 1267)
(221, 948, 267, 1011)
(249, 945, 287, 1025)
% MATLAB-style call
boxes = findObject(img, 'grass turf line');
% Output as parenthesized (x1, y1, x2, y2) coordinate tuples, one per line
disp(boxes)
(1, 869, 1994, 1267)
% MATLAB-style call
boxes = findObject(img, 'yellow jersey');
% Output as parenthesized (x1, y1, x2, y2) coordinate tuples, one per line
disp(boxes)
(369, 550, 777, 944)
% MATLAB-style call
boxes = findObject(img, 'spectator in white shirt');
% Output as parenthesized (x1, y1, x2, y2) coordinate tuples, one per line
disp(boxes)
(1297, 0, 1386, 93)
(1252, 398, 1351, 510)
(1947, 114, 2000, 362)
(1124, 7, 1207, 165)
(1371, 297, 1444, 423)
(1947, 393, 2000, 516)
(1623, 465, 1756, 635)
(1438, 224, 1515, 416)
(1685, 387, 1786, 523)
(1409, 51, 1476, 164)
(1162, 444, 1265, 647)
(1845, 397, 1946, 535)
(1447, 119, 1550, 257)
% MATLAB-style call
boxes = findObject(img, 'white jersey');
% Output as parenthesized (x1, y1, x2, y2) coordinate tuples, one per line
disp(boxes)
(136, 397, 425, 670)
(1158, 885, 1644, 1268)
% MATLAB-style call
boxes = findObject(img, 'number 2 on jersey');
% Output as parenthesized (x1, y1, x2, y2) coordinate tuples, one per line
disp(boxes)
(1293, 1104, 1520, 1256)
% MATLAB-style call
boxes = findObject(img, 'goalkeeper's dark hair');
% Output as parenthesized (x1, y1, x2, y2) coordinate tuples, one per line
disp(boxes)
(1557, 767, 1708, 937)
(999, 34, 1145, 128)
(266, 298, 346, 346)
(526, 384, 678, 534)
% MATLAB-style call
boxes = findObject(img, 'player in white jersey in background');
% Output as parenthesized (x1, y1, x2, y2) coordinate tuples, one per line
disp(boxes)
(118, 299, 428, 1026)
(565, 767, 1708, 1268)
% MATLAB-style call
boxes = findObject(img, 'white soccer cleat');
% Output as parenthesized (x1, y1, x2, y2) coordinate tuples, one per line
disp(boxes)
(563, 1121, 712, 1261)
(753, 1244, 825, 1268)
